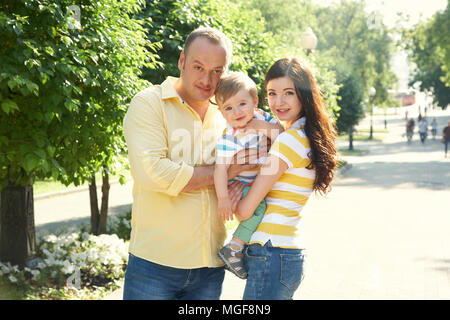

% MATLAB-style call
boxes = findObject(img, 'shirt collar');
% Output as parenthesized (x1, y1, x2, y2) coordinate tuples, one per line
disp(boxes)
(160, 76, 219, 115)
(161, 76, 183, 102)
(290, 116, 306, 130)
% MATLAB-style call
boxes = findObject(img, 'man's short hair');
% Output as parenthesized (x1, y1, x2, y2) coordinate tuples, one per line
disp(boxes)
(184, 27, 233, 69)
(215, 71, 258, 107)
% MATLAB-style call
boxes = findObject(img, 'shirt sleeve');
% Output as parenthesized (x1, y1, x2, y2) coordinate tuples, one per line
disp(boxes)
(123, 92, 194, 196)
(215, 134, 242, 165)
(268, 130, 312, 169)
(261, 110, 279, 124)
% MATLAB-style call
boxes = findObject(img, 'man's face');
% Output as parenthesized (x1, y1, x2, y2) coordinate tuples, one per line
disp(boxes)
(178, 37, 227, 104)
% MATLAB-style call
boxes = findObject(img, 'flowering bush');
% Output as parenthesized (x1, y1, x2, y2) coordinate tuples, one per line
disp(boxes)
(0, 212, 131, 299)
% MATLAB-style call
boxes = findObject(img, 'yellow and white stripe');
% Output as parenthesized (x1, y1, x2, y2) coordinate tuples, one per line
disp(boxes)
(249, 117, 315, 249)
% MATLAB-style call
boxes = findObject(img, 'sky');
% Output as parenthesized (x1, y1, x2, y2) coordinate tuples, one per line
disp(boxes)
(312, 0, 448, 92)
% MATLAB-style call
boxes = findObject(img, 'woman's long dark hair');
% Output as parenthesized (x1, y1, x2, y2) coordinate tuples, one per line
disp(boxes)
(264, 57, 337, 194)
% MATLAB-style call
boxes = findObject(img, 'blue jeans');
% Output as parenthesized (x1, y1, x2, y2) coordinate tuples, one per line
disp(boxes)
(123, 254, 225, 300)
(243, 241, 306, 300)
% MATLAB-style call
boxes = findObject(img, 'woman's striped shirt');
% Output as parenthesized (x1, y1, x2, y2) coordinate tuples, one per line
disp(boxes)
(249, 117, 315, 249)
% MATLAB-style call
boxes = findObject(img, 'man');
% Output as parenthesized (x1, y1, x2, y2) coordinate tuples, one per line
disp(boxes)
(122, 27, 262, 300)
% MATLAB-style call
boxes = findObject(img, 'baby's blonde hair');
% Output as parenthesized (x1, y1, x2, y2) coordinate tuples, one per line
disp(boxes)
(215, 71, 258, 107)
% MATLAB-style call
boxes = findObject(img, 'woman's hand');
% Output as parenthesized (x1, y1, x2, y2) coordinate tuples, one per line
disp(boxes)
(241, 117, 284, 141)
(241, 118, 271, 134)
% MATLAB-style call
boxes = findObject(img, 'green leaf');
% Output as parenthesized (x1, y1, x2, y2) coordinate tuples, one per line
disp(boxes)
(1, 100, 19, 114)
(23, 153, 39, 173)
(119, 175, 126, 185)
(51, 167, 59, 180)
(33, 148, 47, 159)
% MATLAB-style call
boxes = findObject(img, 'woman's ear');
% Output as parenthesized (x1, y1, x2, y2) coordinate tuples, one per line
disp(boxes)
(253, 95, 259, 108)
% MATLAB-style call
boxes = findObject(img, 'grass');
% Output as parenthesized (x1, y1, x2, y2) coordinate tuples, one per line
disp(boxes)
(0, 283, 25, 300)
(34, 168, 130, 195)
(337, 134, 384, 142)
(338, 148, 368, 156)
(357, 128, 389, 134)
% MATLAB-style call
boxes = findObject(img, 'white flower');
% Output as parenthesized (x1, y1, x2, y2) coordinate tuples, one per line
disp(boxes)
(31, 269, 41, 281)
(44, 234, 58, 243)
(61, 261, 75, 275)
(8, 275, 18, 283)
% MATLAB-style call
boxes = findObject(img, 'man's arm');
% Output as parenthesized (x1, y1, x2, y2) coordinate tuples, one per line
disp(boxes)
(180, 156, 259, 193)
(181, 165, 215, 193)
(123, 94, 194, 197)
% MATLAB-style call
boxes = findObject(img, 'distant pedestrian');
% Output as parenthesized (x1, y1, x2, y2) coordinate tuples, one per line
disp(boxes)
(418, 117, 428, 144)
(406, 119, 415, 144)
(431, 118, 437, 140)
(443, 121, 450, 158)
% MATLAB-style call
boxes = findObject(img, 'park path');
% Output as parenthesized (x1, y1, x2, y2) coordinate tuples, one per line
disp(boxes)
(35, 106, 450, 300)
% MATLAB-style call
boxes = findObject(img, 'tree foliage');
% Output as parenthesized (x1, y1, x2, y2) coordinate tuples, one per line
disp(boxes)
(0, 0, 158, 189)
(248, 0, 397, 131)
(403, 3, 450, 109)
(334, 73, 364, 134)
(138, 0, 277, 104)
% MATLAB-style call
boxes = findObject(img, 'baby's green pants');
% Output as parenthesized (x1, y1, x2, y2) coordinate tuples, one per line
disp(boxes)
(233, 186, 266, 243)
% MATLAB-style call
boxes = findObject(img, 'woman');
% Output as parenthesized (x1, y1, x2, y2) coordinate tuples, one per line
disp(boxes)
(235, 57, 337, 300)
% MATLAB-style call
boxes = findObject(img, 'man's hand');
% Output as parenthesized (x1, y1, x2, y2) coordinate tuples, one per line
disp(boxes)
(227, 180, 244, 213)
(227, 144, 268, 180)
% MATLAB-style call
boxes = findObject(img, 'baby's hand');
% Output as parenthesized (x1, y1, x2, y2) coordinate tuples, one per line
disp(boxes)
(218, 198, 233, 221)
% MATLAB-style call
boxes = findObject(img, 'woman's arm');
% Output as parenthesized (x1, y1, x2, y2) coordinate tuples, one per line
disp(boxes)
(235, 154, 289, 221)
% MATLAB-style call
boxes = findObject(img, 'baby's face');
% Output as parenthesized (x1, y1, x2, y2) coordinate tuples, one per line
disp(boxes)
(219, 89, 257, 128)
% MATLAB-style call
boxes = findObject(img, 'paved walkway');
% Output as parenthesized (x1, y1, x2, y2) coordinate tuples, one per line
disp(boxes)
(36, 105, 450, 300)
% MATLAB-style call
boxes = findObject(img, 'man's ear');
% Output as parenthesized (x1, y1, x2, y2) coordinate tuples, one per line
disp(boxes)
(178, 50, 185, 72)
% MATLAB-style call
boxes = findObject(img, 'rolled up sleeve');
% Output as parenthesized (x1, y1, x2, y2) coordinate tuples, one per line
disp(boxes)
(123, 94, 194, 196)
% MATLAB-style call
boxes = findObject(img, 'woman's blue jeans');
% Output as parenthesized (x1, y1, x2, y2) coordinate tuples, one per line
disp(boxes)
(123, 254, 225, 300)
(243, 241, 306, 300)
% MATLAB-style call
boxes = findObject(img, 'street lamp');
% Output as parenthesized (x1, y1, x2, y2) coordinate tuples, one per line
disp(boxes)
(369, 87, 376, 140)
(300, 27, 317, 56)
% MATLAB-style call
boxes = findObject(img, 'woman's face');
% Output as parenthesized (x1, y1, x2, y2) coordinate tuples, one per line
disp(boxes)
(266, 76, 302, 123)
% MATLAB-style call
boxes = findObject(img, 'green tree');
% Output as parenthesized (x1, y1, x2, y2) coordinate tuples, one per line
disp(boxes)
(0, 0, 158, 266)
(334, 73, 364, 150)
(138, 0, 277, 104)
(403, 5, 450, 109)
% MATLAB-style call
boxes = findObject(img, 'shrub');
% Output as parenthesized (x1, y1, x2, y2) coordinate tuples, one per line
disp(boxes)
(0, 212, 131, 299)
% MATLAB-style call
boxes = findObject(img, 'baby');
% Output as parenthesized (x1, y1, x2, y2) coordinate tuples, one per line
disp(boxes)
(214, 71, 283, 279)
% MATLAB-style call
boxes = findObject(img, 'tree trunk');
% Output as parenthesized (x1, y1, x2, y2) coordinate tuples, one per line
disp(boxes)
(98, 169, 110, 234)
(348, 126, 354, 150)
(89, 172, 100, 235)
(0, 184, 36, 267)
(88, 168, 110, 235)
